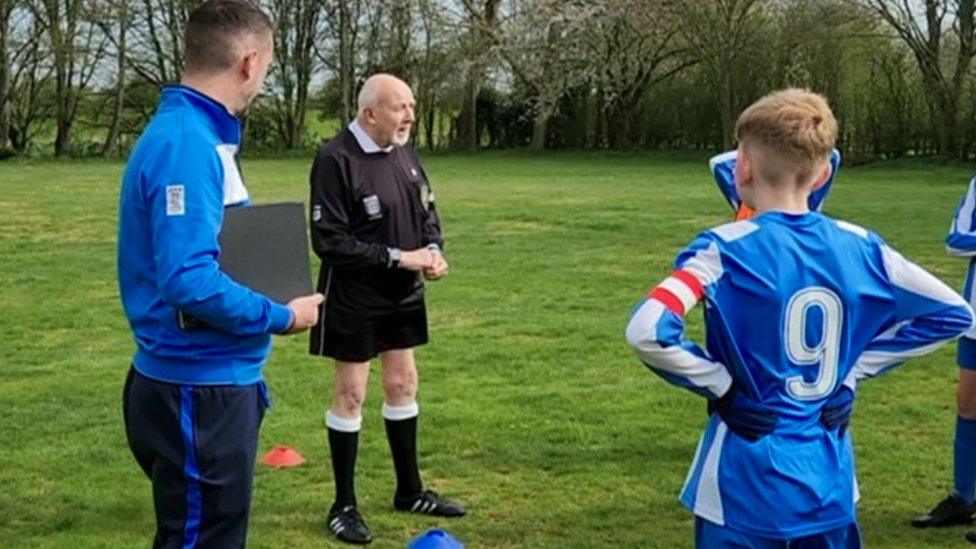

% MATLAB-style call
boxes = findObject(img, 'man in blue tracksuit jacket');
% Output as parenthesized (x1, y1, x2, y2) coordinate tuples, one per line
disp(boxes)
(117, 2, 322, 547)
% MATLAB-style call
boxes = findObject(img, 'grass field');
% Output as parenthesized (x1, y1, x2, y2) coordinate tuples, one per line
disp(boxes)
(1, 151, 975, 548)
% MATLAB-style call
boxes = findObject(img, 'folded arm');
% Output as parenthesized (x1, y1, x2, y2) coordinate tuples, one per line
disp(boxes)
(843, 245, 974, 389)
(625, 244, 732, 399)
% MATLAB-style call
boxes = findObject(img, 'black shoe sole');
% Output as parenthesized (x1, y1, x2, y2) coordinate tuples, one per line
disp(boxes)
(333, 534, 372, 545)
(911, 516, 975, 529)
(335, 534, 372, 545)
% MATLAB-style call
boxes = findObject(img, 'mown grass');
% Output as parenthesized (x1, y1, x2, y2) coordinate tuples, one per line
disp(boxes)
(1, 151, 974, 547)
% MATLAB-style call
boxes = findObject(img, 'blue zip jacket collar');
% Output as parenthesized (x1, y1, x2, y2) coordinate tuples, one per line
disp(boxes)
(159, 84, 242, 147)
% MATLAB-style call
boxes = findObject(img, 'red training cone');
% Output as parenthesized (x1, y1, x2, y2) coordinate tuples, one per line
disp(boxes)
(261, 445, 306, 469)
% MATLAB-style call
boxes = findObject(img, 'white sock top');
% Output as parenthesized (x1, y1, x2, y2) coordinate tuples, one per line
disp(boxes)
(381, 401, 419, 421)
(325, 410, 362, 432)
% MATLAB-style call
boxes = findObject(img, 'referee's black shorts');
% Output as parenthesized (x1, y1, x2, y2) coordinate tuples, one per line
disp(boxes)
(309, 303, 429, 362)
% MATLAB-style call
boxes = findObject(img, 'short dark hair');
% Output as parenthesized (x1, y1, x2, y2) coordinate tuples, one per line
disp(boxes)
(183, 0, 274, 75)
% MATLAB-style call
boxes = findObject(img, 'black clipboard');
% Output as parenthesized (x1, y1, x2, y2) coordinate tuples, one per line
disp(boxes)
(219, 202, 313, 303)
(178, 202, 313, 330)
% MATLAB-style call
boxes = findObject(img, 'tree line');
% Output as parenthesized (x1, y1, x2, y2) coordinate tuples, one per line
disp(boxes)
(1, 0, 975, 161)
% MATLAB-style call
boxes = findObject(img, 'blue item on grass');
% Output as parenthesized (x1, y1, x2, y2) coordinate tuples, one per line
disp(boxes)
(408, 528, 464, 549)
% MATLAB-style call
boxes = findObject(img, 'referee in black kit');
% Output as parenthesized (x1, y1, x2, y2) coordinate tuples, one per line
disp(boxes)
(309, 73, 465, 545)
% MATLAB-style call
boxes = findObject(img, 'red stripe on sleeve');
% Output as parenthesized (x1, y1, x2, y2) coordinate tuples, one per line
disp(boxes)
(671, 269, 704, 300)
(649, 287, 685, 315)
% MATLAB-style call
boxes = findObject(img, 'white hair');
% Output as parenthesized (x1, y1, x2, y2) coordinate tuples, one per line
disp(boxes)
(357, 81, 379, 112)
(357, 74, 411, 112)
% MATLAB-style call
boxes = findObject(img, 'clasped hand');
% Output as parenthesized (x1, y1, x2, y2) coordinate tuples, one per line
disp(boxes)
(399, 248, 448, 280)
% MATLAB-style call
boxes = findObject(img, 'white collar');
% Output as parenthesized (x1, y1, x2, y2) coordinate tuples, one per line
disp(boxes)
(349, 120, 394, 154)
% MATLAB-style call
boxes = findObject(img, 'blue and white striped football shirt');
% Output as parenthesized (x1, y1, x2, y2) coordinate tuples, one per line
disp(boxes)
(627, 211, 972, 538)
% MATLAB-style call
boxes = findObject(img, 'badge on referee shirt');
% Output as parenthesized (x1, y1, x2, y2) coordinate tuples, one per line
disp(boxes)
(420, 183, 434, 212)
(363, 194, 382, 219)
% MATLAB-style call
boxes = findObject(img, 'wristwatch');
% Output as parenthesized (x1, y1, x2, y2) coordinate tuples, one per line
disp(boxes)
(387, 247, 402, 268)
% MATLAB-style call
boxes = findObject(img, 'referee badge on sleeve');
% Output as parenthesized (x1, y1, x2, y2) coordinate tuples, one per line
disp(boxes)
(420, 184, 434, 212)
(363, 194, 382, 219)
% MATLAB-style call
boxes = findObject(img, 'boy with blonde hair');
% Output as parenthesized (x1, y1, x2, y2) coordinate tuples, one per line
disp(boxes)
(626, 89, 974, 547)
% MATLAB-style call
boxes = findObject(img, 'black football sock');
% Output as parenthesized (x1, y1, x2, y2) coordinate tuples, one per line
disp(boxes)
(382, 401, 423, 500)
(326, 410, 362, 508)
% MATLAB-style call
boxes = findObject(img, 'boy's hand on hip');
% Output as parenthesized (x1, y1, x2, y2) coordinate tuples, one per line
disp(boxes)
(709, 385, 778, 442)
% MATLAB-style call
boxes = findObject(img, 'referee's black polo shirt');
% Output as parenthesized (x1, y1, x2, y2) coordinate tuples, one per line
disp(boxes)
(309, 122, 443, 319)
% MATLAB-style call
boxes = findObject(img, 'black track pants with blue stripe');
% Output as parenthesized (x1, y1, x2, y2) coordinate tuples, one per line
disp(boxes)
(123, 367, 268, 549)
